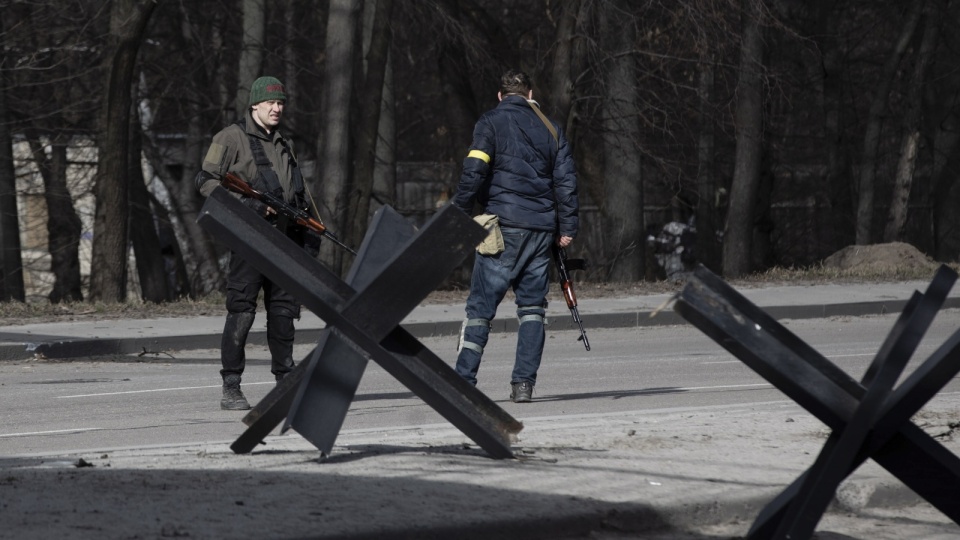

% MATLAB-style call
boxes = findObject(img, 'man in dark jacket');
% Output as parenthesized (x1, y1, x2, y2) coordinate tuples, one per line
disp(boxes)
(195, 76, 312, 410)
(452, 70, 580, 403)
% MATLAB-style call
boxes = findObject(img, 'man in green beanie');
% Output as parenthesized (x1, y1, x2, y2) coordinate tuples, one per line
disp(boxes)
(196, 76, 318, 410)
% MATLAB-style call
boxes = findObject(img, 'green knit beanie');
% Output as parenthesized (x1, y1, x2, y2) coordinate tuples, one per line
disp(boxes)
(248, 76, 287, 106)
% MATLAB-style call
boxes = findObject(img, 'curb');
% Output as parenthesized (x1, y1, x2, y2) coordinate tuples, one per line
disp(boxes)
(2, 297, 957, 361)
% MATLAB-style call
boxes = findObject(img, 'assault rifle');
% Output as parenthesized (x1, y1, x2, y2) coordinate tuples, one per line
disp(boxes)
(552, 245, 590, 351)
(221, 172, 356, 255)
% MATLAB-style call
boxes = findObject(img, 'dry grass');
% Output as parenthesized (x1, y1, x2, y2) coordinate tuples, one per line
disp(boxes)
(0, 294, 227, 326)
(738, 263, 958, 286)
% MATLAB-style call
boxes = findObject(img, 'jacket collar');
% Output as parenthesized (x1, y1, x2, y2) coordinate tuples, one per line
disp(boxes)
(499, 94, 529, 107)
(244, 110, 281, 142)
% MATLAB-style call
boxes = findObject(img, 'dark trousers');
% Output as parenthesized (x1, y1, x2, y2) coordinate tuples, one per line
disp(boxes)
(220, 251, 299, 381)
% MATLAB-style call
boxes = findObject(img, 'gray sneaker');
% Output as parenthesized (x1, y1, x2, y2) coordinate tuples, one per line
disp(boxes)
(221, 385, 251, 410)
(510, 381, 533, 403)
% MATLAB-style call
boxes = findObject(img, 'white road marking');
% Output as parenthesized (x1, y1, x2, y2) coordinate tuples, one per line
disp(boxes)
(703, 353, 874, 365)
(677, 383, 770, 391)
(0, 427, 103, 438)
(57, 381, 273, 399)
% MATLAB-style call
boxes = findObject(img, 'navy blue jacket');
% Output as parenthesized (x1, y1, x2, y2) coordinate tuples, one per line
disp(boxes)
(453, 95, 579, 237)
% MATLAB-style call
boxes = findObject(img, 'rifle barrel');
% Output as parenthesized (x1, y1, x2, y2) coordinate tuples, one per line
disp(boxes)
(322, 231, 357, 255)
(578, 324, 591, 350)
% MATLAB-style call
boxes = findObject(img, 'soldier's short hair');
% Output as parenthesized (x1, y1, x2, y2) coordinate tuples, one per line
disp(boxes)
(500, 70, 532, 96)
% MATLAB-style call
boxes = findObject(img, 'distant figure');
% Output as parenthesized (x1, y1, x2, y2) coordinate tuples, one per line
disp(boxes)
(648, 219, 697, 281)
(451, 69, 580, 403)
(195, 76, 317, 410)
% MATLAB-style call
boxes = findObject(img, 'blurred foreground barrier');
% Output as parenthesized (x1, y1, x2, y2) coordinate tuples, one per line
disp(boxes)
(674, 265, 960, 539)
(198, 187, 522, 459)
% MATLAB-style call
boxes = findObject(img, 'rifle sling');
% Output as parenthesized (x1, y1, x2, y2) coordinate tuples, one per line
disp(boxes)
(237, 118, 305, 204)
(526, 100, 564, 228)
(527, 100, 559, 148)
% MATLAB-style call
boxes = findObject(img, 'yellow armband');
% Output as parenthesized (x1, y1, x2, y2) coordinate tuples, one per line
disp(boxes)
(467, 149, 490, 163)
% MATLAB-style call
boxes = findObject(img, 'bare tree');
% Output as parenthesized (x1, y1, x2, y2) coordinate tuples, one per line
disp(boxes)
(600, 0, 644, 281)
(235, 0, 266, 119)
(166, 4, 227, 295)
(884, 1, 940, 242)
(7, 0, 960, 301)
(722, 0, 766, 278)
(317, 0, 361, 274)
(128, 103, 168, 302)
(283, 0, 299, 137)
(0, 8, 24, 301)
(547, 0, 581, 135)
(0, 102, 22, 302)
(695, 57, 721, 273)
(432, 0, 484, 165)
(5, 2, 93, 303)
(25, 132, 83, 303)
(854, 1, 923, 245)
(345, 0, 395, 250)
(814, 0, 850, 256)
(135, 63, 194, 301)
(928, 2, 960, 260)
(89, 0, 159, 302)
(365, 0, 397, 217)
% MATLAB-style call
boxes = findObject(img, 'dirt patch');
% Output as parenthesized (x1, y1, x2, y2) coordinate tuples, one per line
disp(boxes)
(823, 242, 940, 275)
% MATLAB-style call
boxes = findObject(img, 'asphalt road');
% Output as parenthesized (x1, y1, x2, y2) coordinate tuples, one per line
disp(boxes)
(3, 309, 960, 457)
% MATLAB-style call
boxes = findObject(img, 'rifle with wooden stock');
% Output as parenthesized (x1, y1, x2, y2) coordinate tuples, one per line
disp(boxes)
(221, 172, 356, 255)
(552, 245, 590, 351)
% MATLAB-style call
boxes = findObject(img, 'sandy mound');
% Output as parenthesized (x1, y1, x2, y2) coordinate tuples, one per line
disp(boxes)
(823, 242, 940, 274)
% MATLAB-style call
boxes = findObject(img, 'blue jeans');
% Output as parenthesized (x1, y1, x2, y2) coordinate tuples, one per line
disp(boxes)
(455, 227, 553, 386)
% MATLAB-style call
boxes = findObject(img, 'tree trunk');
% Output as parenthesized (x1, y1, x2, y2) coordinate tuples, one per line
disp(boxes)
(854, 1, 923, 245)
(884, 3, 939, 242)
(235, 0, 265, 118)
(139, 118, 218, 297)
(601, 0, 643, 281)
(26, 132, 83, 303)
(548, 0, 579, 131)
(283, 0, 299, 136)
(317, 0, 361, 274)
(152, 191, 193, 300)
(90, 0, 158, 302)
(929, 2, 960, 260)
(345, 0, 394, 251)
(183, 121, 224, 293)
(435, 0, 481, 167)
(172, 6, 223, 294)
(695, 58, 721, 273)
(815, 0, 850, 256)
(122, 76, 187, 302)
(128, 104, 169, 303)
(208, 12, 235, 125)
(368, 3, 397, 216)
(0, 29, 24, 301)
(932, 140, 960, 260)
(722, 0, 766, 278)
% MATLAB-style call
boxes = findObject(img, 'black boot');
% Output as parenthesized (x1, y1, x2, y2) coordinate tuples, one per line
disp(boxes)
(221, 374, 251, 410)
(510, 381, 534, 403)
